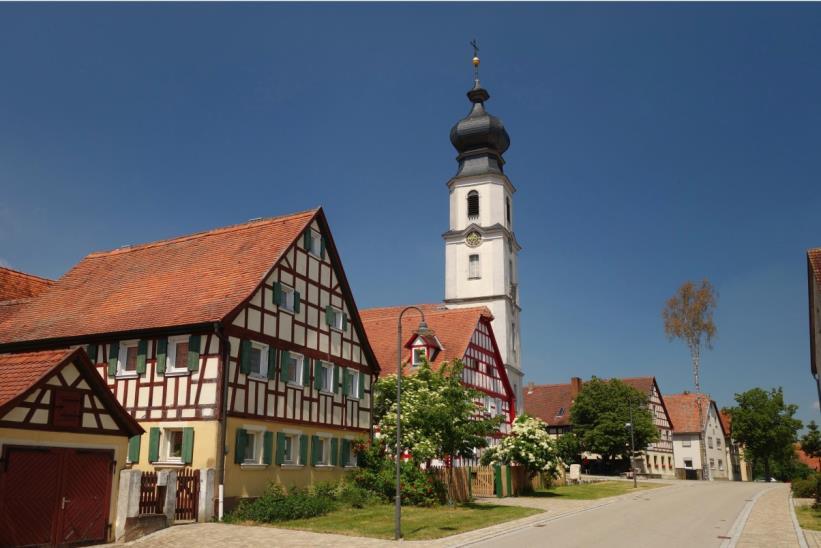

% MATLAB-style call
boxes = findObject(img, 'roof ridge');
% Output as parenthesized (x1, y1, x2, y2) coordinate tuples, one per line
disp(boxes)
(86, 208, 319, 258)
(361, 304, 490, 320)
(0, 266, 54, 284)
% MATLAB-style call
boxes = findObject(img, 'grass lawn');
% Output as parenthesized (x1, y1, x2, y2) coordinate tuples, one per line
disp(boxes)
(795, 505, 821, 531)
(272, 503, 542, 540)
(533, 480, 665, 500)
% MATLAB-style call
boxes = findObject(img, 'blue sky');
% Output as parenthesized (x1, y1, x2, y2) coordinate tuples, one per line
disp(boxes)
(1, 3, 819, 426)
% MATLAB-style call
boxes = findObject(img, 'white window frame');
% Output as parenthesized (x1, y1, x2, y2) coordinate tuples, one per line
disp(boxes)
(716, 437, 722, 449)
(308, 229, 323, 257)
(279, 283, 296, 314)
(708, 437, 713, 449)
(285, 352, 305, 386)
(282, 432, 301, 466)
(241, 425, 266, 468)
(162, 428, 184, 464)
(348, 369, 361, 399)
(411, 346, 427, 366)
(315, 435, 332, 467)
(718, 459, 724, 471)
(328, 306, 344, 332)
(682, 438, 691, 447)
(248, 341, 270, 380)
(319, 361, 334, 393)
(683, 458, 693, 469)
(710, 458, 716, 470)
(343, 438, 357, 468)
(117, 340, 140, 378)
(166, 335, 191, 375)
(468, 254, 481, 279)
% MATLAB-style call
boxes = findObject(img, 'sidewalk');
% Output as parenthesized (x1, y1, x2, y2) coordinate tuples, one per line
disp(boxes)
(737, 484, 803, 548)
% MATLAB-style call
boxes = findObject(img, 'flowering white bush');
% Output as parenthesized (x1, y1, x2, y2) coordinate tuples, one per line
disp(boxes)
(481, 414, 559, 478)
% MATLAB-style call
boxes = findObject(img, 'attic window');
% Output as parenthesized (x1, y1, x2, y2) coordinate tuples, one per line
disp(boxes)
(412, 347, 427, 366)
(467, 191, 479, 219)
(556, 407, 564, 417)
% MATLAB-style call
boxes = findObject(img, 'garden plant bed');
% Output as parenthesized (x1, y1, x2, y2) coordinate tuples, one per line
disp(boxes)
(267, 502, 543, 540)
(795, 504, 821, 531)
(533, 480, 665, 500)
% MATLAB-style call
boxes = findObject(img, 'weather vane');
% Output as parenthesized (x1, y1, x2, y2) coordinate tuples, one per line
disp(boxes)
(470, 39, 480, 83)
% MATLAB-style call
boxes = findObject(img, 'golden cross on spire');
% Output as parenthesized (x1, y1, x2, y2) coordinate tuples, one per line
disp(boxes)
(470, 39, 480, 83)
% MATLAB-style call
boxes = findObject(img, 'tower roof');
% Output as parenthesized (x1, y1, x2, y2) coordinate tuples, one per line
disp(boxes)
(449, 53, 510, 178)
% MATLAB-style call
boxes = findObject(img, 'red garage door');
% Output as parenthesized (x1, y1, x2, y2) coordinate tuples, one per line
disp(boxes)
(0, 446, 113, 547)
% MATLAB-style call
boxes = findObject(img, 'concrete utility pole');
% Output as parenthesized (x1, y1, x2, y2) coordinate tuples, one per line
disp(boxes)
(627, 398, 637, 489)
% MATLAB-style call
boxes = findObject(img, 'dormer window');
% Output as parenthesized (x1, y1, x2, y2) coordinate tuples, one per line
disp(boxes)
(412, 347, 427, 366)
(467, 191, 479, 219)
(556, 407, 565, 417)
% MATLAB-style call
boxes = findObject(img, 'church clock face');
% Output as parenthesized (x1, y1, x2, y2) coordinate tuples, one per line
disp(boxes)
(465, 231, 482, 248)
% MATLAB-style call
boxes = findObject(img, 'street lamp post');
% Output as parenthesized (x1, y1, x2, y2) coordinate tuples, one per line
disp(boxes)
(627, 399, 637, 489)
(395, 306, 429, 541)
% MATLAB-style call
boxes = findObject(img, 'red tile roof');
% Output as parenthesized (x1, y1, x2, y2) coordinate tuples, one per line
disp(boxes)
(523, 383, 575, 426)
(621, 377, 655, 396)
(0, 347, 143, 436)
(796, 444, 821, 471)
(0, 210, 318, 345)
(0, 266, 53, 301)
(360, 304, 492, 376)
(720, 410, 733, 435)
(664, 393, 715, 433)
(809, 248, 821, 288)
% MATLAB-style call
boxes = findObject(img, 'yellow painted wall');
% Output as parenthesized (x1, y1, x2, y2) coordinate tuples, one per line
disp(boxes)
(224, 416, 367, 499)
(127, 419, 220, 471)
(0, 427, 130, 543)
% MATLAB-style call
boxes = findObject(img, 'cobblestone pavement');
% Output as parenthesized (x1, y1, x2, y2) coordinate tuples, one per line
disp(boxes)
(737, 484, 802, 548)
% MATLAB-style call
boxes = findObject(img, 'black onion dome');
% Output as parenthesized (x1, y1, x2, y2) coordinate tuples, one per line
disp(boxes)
(449, 82, 510, 157)
(449, 81, 510, 177)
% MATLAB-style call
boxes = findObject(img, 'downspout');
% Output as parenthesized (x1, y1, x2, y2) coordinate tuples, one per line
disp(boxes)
(213, 322, 230, 521)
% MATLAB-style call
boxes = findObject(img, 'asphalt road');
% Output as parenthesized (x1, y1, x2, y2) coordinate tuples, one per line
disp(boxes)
(467, 481, 773, 548)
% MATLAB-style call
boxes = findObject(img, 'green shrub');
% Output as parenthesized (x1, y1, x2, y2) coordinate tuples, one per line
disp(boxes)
(792, 475, 820, 498)
(226, 483, 336, 523)
(351, 457, 446, 507)
(310, 481, 338, 501)
(335, 481, 380, 508)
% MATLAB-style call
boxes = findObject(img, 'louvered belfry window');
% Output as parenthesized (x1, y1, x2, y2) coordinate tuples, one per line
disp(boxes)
(467, 191, 479, 219)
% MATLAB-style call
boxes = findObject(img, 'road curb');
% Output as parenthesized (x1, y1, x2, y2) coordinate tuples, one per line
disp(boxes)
(720, 486, 771, 548)
(789, 493, 810, 548)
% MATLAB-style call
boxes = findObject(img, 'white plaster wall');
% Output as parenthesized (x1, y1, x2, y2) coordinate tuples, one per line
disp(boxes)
(672, 434, 702, 470)
(448, 176, 512, 232)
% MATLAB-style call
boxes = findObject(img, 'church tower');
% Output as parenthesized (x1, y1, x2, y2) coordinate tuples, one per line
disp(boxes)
(443, 50, 524, 412)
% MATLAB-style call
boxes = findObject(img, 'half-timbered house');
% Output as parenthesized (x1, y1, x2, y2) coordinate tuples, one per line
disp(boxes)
(360, 304, 515, 441)
(0, 208, 379, 513)
(0, 347, 143, 545)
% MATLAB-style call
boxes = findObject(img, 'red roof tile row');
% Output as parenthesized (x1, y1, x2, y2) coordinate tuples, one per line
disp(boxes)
(0, 266, 53, 301)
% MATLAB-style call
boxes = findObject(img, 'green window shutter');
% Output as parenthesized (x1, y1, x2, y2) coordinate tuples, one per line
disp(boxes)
(325, 305, 333, 326)
(263, 431, 274, 465)
(128, 435, 141, 463)
(108, 343, 119, 377)
(235, 428, 247, 464)
(267, 348, 277, 379)
(280, 350, 290, 381)
(358, 371, 365, 399)
(273, 282, 282, 306)
(341, 439, 350, 466)
(343, 369, 351, 396)
(135, 340, 148, 374)
(303, 230, 312, 250)
(302, 357, 310, 385)
(334, 366, 341, 394)
(156, 338, 168, 374)
(187, 334, 201, 372)
(331, 438, 338, 466)
(240, 339, 252, 374)
(311, 435, 320, 466)
(275, 432, 286, 465)
(182, 427, 194, 464)
(341, 313, 348, 331)
(293, 291, 301, 314)
(148, 427, 161, 462)
(86, 344, 98, 364)
(314, 360, 322, 390)
(299, 434, 309, 465)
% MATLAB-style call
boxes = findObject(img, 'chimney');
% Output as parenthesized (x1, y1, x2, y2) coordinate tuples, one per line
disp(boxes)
(570, 377, 582, 397)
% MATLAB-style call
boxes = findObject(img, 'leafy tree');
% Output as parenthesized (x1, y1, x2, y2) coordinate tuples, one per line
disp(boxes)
(481, 414, 559, 479)
(373, 360, 502, 499)
(801, 421, 821, 472)
(662, 279, 718, 393)
(570, 378, 659, 469)
(556, 432, 582, 467)
(728, 387, 803, 480)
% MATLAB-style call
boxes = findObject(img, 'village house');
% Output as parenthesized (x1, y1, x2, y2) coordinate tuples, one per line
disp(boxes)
(665, 393, 729, 480)
(523, 376, 675, 478)
(360, 304, 516, 445)
(720, 410, 753, 481)
(0, 347, 143, 545)
(0, 208, 379, 517)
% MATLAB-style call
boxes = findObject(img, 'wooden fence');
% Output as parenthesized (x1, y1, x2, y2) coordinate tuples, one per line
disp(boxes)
(430, 466, 471, 503)
(138, 471, 161, 515)
(175, 468, 200, 521)
(429, 465, 532, 501)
